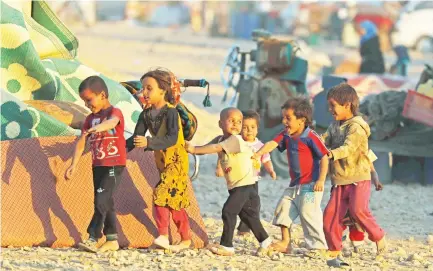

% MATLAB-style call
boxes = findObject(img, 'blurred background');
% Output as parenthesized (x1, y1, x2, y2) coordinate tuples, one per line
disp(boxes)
(48, 0, 433, 53)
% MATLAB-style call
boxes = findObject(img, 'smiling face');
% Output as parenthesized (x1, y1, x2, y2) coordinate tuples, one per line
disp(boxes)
(241, 118, 258, 142)
(328, 98, 352, 121)
(79, 89, 107, 114)
(139, 76, 166, 105)
(281, 108, 305, 136)
(219, 109, 243, 136)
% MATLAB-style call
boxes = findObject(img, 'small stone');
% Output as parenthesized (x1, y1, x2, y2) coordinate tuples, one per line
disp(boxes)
(408, 236, 415, 242)
(159, 263, 167, 270)
(408, 253, 424, 262)
(395, 247, 407, 257)
(2, 260, 12, 269)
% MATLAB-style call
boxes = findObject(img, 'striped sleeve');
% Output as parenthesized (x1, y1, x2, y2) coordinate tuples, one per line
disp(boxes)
(308, 130, 330, 159)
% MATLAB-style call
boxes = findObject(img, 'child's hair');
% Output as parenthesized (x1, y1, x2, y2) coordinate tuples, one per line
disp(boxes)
(327, 83, 359, 114)
(220, 107, 241, 120)
(242, 110, 260, 126)
(140, 68, 178, 104)
(78, 76, 109, 97)
(281, 97, 313, 127)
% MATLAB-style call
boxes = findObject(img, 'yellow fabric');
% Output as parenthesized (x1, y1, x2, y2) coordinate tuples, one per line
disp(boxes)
(417, 79, 433, 98)
(150, 104, 190, 210)
(5, 0, 74, 60)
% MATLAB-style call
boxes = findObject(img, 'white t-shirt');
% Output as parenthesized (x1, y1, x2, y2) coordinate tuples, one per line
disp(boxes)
(218, 135, 255, 190)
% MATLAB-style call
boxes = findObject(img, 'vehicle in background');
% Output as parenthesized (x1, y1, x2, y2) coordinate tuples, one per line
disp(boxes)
(391, 1, 433, 53)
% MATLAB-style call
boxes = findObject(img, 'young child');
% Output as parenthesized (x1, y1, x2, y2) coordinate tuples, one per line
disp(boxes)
(66, 76, 127, 253)
(126, 69, 192, 253)
(322, 83, 386, 267)
(253, 97, 329, 258)
(186, 107, 272, 256)
(237, 110, 277, 235)
(215, 110, 276, 236)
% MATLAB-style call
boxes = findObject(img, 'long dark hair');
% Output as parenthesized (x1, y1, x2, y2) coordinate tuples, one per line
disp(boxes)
(140, 68, 176, 104)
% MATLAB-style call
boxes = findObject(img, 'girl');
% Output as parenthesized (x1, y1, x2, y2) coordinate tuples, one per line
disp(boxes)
(357, 20, 385, 74)
(126, 68, 191, 252)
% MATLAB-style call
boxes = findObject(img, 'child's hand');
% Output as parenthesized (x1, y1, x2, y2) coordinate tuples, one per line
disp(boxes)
(251, 152, 261, 160)
(215, 166, 224, 177)
(371, 171, 383, 191)
(270, 171, 277, 180)
(87, 125, 103, 134)
(185, 141, 195, 154)
(313, 180, 325, 192)
(134, 136, 148, 148)
(65, 165, 76, 180)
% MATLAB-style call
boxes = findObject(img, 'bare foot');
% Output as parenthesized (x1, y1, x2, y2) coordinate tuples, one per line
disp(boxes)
(99, 240, 119, 252)
(170, 240, 192, 253)
(376, 236, 387, 255)
(269, 241, 291, 253)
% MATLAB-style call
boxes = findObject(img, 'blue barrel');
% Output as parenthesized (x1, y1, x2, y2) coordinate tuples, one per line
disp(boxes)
(424, 157, 433, 185)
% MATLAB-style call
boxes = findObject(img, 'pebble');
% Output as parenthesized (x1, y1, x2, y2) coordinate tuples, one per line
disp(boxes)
(407, 253, 424, 262)
(408, 236, 415, 242)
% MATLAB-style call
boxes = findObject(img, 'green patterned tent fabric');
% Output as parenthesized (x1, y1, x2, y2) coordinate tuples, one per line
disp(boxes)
(1, 0, 142, 141)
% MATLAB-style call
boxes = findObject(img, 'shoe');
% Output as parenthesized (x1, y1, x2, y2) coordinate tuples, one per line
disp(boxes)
(77, 238, 98, 253)
(99, 240, 119, 252)
(376, 236, 387, 255)
(153, 235, 170, 250)
(170, 240, 191, 253)
(210, 245, 235, 256)
(327, 257, 350, 267)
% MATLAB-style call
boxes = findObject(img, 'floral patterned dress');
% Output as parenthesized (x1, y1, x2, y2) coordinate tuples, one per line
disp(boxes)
(127, 104, 189, 210)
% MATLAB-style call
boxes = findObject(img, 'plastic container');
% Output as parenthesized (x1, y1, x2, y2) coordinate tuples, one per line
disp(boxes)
(402, 90, 433, 128)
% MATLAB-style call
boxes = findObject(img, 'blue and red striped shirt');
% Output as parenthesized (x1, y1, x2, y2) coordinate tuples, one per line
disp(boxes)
(273, 127, 329, 187)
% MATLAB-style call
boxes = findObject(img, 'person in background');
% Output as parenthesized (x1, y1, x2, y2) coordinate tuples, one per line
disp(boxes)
(357, 20, 385, 74)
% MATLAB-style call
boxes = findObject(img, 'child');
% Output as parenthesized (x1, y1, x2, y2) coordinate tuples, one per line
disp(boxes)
(322, 83, 386, 267)
(186, 107, 272, 256)
(234, 110, 276, 236)
(126, 69, 192, 253)
(253, 97, 329, 258)
(66, 76, 127, 253)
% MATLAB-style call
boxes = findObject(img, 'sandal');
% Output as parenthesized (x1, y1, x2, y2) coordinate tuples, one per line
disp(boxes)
(327, 258, 350, 267)
(209, 245, 235, 256)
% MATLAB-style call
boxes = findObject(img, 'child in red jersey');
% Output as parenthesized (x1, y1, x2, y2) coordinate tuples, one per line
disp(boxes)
(66, 76, 127, 253)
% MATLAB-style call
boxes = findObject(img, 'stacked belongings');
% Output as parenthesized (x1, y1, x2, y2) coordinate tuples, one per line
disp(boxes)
(0, 0, 207, 248)
(253, 31, 309, 129)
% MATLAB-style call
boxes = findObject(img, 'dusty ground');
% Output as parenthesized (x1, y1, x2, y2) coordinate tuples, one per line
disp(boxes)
(1, 22, 433, 270)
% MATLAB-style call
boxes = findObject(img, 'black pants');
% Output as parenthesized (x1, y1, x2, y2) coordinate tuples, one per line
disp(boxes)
(88, 166, 124, 240)
(221, 184, 268, 247)
(237, 182, 259, 233)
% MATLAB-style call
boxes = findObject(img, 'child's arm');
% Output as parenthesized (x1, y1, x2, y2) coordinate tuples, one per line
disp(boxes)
(87, 117, 120, 134)
(252, 141, 279, 159)
(65, 134, 87, 180)
(187, 143, 223, 155)
(370, 161, 383, 191)
(263, 160, 277, 180)
(215, 158, 224, 177)
(126, 111, 148, 152)
(313, 155, 329, 192)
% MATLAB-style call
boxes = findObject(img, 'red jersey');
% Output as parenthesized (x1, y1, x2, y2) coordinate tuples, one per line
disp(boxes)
(82, 106, 127, 167)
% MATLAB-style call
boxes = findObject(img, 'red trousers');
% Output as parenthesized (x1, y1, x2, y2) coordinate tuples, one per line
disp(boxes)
(323, 180, 385, 251)
(155, 205, 191, 240)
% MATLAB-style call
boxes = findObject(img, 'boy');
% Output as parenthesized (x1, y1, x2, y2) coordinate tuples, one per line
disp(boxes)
(322, 83, 386, 267)
(236, 110, 276, 235)
(253, 97, 329, 258)
(215, 110, 276, 236)
(186, 107, 272, 256)
(66, 76, 126, 253)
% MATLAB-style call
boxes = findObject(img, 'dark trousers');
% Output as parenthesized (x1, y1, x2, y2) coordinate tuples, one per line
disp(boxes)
(237, 182, 259, 232)
(221, 184, 268, 247)
(88, 166, 124, 240)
